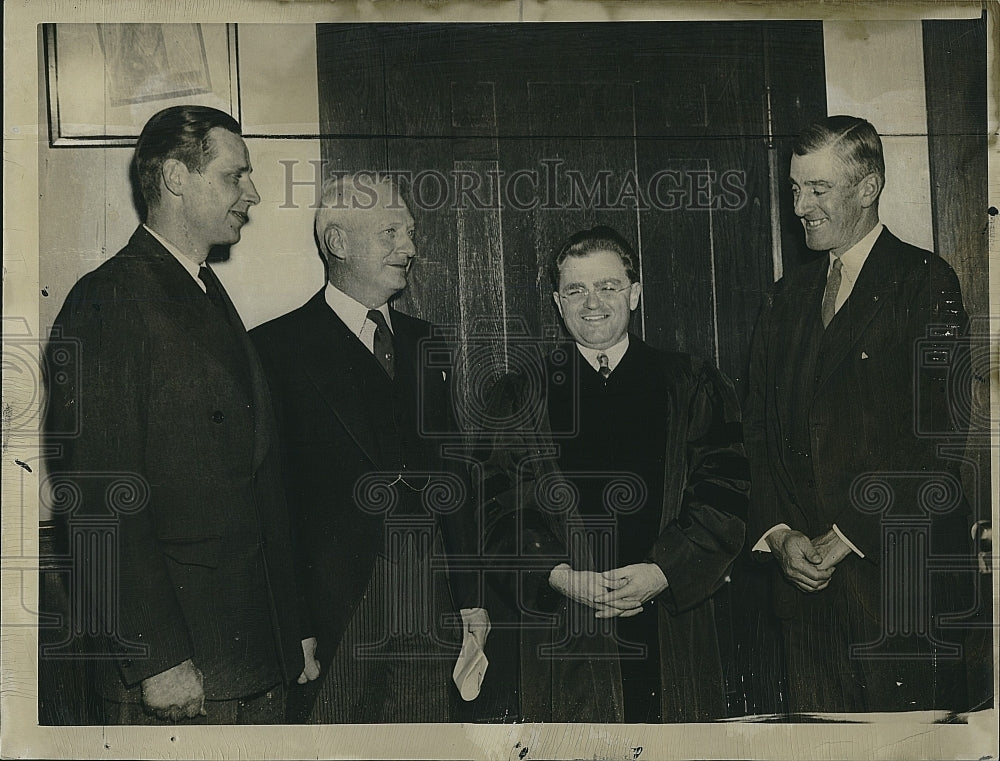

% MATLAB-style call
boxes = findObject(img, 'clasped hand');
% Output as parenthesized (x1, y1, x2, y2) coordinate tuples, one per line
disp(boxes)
(768, 527, 852, 593)
(549, 562, 668, 618)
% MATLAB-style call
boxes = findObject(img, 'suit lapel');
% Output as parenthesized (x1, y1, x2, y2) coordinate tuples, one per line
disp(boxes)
(125, 228, 252, 388)
(234, 317, 274, 471)
(124, 228, 279, 471)
(816, 230, 893, 389)
(297, 292, 385, 469)
(389, 308, 425, 387)
(774, 259, 826, 402)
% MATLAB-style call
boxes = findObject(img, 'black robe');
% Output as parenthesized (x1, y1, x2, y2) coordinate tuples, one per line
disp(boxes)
(478, 336, 749, 722)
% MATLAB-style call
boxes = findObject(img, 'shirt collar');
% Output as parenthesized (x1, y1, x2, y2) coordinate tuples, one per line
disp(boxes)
(144, 224, 204, 288)
(324, 282, 392, 337)
(575, 334, 630, 373)
(831, 222, 883, 285)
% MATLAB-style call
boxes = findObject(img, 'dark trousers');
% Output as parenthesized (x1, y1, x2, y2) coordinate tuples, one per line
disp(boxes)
(781, 557, 967, 713)
(308, 544, 459, 723)
(102, 683, 285, 725)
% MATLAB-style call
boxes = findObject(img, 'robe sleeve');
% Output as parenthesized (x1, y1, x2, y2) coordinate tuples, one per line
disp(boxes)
(645, 358, 749, 614)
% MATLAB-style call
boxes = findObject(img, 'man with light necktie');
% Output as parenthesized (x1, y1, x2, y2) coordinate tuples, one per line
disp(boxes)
(477, 225, 749, 722)
(746, 116, 973, 712)
(251, 174, 487, 722)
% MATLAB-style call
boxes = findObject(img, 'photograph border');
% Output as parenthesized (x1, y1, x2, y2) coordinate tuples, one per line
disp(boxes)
(4, 1, 997, 759)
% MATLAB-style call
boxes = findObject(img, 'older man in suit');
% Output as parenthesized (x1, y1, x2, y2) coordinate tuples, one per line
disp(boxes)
(43, 105, 318, 724)
(746, 115, 972, 712)
(477, 225, 749, 722)
(251, 175, 486, 723)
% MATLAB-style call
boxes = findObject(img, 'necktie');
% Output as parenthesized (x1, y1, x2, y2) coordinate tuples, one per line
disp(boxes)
(198, 265, 231, 321)
(367, 309, 395, 379)
(597, 353, 612, 379)
(199, 265, 226, 306)
(821, 256, 843, 329)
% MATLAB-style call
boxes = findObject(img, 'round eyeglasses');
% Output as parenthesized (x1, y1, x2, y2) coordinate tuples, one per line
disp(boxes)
(558, 283, 633, 303)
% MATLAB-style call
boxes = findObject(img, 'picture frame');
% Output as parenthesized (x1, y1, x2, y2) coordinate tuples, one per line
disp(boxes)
(43, 22, 240, 146)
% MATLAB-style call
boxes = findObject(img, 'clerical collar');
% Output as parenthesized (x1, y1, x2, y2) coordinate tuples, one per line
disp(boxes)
(144, 224, 203, 290)
(575, 335, 629, 374)
(324, 282, 392, 338)
(831, 222, 883, 285)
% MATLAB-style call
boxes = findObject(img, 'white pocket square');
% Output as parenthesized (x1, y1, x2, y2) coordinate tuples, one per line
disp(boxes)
(861, 352, 869, 360)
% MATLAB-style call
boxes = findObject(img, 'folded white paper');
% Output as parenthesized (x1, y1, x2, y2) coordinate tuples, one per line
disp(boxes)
(452, 610, 490, 701)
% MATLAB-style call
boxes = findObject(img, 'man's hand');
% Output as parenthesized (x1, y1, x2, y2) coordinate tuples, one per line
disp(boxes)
(140, 659, 206, 721)
(594, 563, 668, 619)
(812, 529, 852, 573)
(548, 563, 630, 617)
(297, 637, 321, 684)
(767, 527, 833, 593)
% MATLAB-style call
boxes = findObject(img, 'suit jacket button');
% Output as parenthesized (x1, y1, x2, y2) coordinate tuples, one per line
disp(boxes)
(212, 411, 225, 423)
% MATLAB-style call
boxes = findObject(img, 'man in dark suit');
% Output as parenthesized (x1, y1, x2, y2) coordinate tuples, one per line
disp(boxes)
(251, 175, 487, 723)
(477, 226, 749, 722)
(746, 115, 972, 712)
(43, 105, 318, 724)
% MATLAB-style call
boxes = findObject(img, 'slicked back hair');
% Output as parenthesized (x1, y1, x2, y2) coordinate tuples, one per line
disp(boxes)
(792, 115, 885, 186)
(134, 105, 243, 210)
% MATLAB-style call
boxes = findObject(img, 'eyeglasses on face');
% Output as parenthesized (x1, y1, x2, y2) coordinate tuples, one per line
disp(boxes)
(557, 282, 633, 303)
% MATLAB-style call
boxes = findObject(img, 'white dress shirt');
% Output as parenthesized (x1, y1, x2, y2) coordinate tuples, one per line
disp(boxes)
(828, 222, 883, 314)
(144, 224, 205, 292)
(576, 334, 630, 373)
(323, 281, 393, 352)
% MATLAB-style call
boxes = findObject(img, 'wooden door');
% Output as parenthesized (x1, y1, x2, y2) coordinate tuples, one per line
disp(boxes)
(315, 21, 826, 718)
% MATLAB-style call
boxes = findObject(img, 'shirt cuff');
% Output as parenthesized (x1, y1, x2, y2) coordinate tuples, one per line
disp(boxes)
(751, 523, 791, 552)
(971, 520, 990, 542)
(832, 523, 865, 558)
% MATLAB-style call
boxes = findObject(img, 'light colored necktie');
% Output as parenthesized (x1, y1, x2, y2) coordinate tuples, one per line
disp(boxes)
(821, 256, 843, 329)
(597, 353, 611, 379)
(367, 309, 395, 379)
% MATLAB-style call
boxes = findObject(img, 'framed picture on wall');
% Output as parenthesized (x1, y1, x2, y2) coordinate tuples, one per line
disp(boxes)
(43, 23, 240, 146)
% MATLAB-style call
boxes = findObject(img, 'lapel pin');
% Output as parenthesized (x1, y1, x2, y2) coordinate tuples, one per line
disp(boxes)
(861, 352, 869, 359)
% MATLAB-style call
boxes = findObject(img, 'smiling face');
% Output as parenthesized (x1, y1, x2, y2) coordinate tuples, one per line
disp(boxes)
(326, 182, 417, 308)
(181, 127, 260, 253)
(789, 146, 880, 256)
(553, 249, 641, 351)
